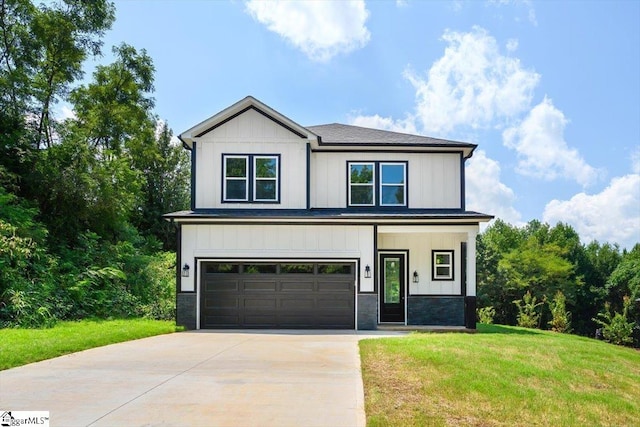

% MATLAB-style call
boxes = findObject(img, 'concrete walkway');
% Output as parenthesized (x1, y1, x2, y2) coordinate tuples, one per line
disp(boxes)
(0, 330, 406, 427)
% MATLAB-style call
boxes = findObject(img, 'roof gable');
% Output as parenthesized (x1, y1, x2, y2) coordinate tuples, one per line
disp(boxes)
(179, 96, 317, 149)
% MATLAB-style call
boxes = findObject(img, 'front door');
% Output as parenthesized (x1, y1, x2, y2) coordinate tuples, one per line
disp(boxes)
(379, 253, 405, 323)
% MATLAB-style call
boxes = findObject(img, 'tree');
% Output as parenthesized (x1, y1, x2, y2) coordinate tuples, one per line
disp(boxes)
(606, 245, 640, 343)
(0, 0, 115, 204)
(573, 241, 622, 335)
(477, 220, 525, 324)
(31, 43, 157, 245)
(69, 42, 155, 154)
(130, 121, 190, 250)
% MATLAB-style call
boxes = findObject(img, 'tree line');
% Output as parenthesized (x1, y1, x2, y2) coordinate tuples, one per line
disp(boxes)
(477, 220, 639, 347)
(0, 0, 189, 327)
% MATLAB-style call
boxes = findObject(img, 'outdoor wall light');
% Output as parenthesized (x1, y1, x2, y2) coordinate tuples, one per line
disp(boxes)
(182, 263, 190, 277)
(413, 270, 419, 283)
(364, 264, 371, 278)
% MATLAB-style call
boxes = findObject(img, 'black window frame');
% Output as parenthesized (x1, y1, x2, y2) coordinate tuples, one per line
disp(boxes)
(432, 249, 454, 281)
(222, 154, 280, 204)
(347, 161, 408, 208)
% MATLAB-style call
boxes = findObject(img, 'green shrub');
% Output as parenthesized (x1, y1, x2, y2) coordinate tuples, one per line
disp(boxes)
(548, 291, 572, 333)
(594, 296, 635, 346)
(477, 306, 496, 324)
(514, 291, 543, 329)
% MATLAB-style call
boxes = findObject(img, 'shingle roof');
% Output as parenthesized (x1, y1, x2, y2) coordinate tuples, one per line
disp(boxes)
(306, 123, 475, 148)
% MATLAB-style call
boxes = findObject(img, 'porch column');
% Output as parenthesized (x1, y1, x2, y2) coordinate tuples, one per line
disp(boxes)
(465, 230, 477, 329)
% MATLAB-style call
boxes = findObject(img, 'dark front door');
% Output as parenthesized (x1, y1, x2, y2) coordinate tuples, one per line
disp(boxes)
(379, 253, 405, 323)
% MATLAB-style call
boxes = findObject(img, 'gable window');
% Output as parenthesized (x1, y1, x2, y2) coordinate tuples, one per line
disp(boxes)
(224, 156, 248, 201)
(348, 161, 407, 207)
(432, 250, 454, 281)
(349, 163, 375, 206)
(223, 154, 279, 203)
(254, 156, 278, 201)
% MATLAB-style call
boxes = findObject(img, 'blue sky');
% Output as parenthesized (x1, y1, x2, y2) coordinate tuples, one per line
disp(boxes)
(74, 0, 639, 249)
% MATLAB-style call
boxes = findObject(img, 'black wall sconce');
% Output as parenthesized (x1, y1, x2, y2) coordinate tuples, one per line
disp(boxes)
(364, 264, 371, 278)
(413, 270, 419, 283)
(182, 263, 190, 277)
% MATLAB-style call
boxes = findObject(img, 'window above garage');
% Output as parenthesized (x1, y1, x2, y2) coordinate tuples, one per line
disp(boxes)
(222, 154, 280, 203)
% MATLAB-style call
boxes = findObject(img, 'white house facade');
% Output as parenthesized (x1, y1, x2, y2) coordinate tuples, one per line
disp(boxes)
(165, 96, 492, 330)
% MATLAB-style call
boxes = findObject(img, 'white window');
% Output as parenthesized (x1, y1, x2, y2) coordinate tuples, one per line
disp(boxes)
(380, 163, 406, 206)
(432, 250, 454, 280)
(349, 163, 375, 206)
(348, 161, 407, 207)
(223, 154, 279, 203)
(253, 156, 278, 202)
(223, 156, 248, 201)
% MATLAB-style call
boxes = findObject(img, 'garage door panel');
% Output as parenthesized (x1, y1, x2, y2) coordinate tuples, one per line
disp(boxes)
(205, 298, 239, 310)
(201, 262, 355, 329)
(317, 298, 352, 310)
(243, 280, 277, 291)
(280, 280, 315, 291)
(204, 279, 239, 292)
(203, 315, 240, 327)
(280, 297, 315, 310)
(317, 281, 353, 292)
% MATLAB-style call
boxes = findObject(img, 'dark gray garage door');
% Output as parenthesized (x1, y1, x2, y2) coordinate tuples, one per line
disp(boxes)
(201, 262, 355, 329)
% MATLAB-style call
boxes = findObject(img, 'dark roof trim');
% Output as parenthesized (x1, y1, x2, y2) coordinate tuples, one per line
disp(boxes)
(177, 134, 191, 151)
(194, 105, 308, 139)
(164, 208, 494, 222)
(163, 219, 486, 227)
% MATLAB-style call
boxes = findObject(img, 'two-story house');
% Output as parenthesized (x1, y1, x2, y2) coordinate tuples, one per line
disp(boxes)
(165, 96, 492, 330)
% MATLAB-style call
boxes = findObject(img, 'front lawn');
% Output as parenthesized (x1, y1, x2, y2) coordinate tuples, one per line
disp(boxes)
(360, 324, 640, 426)
(0, 318, 180, 370)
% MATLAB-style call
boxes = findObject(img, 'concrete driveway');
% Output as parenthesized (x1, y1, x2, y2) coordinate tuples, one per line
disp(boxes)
(0, 330, 405, 427)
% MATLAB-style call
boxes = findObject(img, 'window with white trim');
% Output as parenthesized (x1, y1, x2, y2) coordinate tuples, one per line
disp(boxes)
(380, 163, 406, 206)
(349, 163, 375, 206)
(223, 154, 279, 203)
(348, 161, 406, 207)
(223, 156, 248, 201)
(432, 250, 454, 280)
(253, 156, 278, 201)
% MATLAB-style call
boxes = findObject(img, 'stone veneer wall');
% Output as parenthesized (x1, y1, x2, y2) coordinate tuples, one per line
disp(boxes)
(407, 296, 465, 326)
(357, 294, 378, 330)
(176, 293, 197, 330)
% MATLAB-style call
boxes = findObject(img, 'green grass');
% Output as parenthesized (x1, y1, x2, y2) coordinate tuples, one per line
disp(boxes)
(360, 324, 640, 427)
(0, 318, 181, 370)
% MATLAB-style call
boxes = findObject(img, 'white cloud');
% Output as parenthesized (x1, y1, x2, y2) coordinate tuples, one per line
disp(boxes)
(543, 174, 640, 249)
(245, 0, 370, 62)
(466, 150, 522, 225)
(404, 26, 539, 136)
(348, 113, 417, 134)
(506, 38, 518, 52)
(503, 96, 601, 187)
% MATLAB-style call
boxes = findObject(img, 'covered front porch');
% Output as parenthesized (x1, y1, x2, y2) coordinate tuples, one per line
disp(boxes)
(357, 224, 478, 330)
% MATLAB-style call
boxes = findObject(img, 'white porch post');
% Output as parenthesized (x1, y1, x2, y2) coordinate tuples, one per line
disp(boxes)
(466, 230, 477, 297)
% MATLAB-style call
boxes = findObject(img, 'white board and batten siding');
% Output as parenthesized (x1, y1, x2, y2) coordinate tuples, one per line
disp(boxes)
(311, 152, 461, 209)
(180, 224, 375, 292)
(193, 108, 308, 209)
(378, 232, 468, 295)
